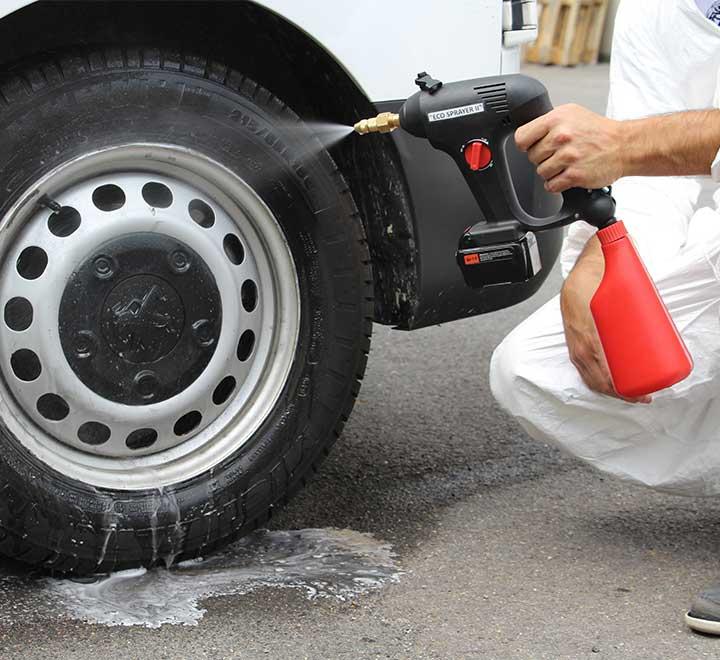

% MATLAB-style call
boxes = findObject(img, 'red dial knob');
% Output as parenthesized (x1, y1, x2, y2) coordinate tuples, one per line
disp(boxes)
(464, 140, 492, 171)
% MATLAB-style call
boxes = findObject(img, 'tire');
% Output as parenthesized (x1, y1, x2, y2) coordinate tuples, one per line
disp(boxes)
(0, 48, 372, 574)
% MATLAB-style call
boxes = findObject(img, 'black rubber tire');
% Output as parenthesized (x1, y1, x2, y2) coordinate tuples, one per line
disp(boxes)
(0, 48, 372, 574)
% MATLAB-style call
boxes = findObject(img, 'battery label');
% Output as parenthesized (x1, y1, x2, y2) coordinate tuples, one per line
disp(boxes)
(428, 103, 485, 123)
(480, 249, 513, 261)
(462, 248, 514, 266)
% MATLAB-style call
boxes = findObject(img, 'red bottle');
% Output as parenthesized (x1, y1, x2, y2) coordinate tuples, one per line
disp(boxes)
(590, 221, 693, 398)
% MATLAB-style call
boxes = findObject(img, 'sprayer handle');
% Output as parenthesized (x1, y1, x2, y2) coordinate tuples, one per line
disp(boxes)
(458, 140, 616, 232)
(492, 139, 616, 230)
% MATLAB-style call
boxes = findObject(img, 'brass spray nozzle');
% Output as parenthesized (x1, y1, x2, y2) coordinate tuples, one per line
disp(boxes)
(353, 112, 401, 135)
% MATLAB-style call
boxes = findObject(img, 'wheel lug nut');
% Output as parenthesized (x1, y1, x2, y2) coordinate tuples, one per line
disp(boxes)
(169, 250, 191, 274)
(93, 255, 116, 279)
(134, 370, 159, 400)
(192, 319, 215, 347)
(74, 330, 97, 359)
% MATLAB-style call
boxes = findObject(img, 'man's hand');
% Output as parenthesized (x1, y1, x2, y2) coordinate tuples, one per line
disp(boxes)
(517, 105, 720, 191)
(515, 104, 625, 193)
(560, 238, 652, 404)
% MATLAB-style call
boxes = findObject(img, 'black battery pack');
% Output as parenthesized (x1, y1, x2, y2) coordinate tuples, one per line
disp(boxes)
(456, 220, 542, 288)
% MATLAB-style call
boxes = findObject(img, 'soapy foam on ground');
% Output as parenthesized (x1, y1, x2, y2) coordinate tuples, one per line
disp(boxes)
(1, 529, 402, 628)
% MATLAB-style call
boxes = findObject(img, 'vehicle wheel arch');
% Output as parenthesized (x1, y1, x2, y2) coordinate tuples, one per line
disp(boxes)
(0, 0, 418, 326)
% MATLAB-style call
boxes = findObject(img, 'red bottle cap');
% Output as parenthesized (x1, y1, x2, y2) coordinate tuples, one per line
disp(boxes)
(596, 220, 627, 245)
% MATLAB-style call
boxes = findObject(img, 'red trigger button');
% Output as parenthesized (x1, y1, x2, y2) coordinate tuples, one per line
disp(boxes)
(464, 141, 492, 171)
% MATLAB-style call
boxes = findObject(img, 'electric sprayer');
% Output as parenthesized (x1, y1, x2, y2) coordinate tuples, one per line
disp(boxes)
(354, 72, 693, 398)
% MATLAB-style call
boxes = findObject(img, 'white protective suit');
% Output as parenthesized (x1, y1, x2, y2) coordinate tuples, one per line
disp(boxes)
(490, 0, 720, 496)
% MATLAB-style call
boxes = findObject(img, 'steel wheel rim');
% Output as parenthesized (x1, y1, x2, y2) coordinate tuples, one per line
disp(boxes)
(0, 144, 300, 489)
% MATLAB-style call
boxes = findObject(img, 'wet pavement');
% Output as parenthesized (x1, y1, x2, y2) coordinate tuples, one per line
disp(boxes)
(0, 529, 401, 629)
(2, 64, 720, 658)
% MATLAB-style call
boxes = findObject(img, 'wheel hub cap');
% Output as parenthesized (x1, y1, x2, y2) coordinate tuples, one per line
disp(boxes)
(60, 233, 222, 405)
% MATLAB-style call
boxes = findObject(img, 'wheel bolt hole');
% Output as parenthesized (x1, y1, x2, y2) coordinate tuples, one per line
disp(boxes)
(237, 329, 255, 362)
(134, 371, 159, 400)
(169, 249, 190, 274)
(213, 376, 237, 406)
(48, 206, 81, 237)
(93, 255, 116, 279)
(174, 411, 202, 437)
(17, 246, 48, 280)
(241, 280, 258, 312)
(92, 184, 126, 212)
(126, 428, 158, 450)
(223, 234, 244, 265)
(192, 319, 215, 347)
(11, 349, 41, 381)
(189, 199, 215, 228)
(74, 330, 97, 359)
(78, 421, 111, 446)
(4, 297, 33, 331)
(142, 182, 173, 209)
(37, 393, 69, 421)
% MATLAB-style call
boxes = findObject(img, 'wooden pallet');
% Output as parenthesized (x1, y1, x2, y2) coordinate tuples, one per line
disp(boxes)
(525, 0, 609, 66)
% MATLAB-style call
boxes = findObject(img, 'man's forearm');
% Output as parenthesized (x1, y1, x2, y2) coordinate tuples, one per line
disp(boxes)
(620, 110, 720, 178)
(562, 235, 603, 298)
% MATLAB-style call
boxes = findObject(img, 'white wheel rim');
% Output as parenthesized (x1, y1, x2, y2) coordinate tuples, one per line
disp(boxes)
(0, 144, 300, 489)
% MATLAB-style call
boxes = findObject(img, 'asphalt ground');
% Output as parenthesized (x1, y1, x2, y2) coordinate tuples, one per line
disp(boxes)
(2, 63, 720, 659)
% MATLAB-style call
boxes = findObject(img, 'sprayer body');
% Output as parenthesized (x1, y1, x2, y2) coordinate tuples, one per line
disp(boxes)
(397, 74, 616, 232)
(590, 222, 693, 398)
(399, 74, 552, 228)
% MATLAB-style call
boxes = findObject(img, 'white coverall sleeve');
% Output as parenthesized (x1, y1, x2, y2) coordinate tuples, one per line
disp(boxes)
(491, 0, 720, 496)
(561, 0, 703, 280)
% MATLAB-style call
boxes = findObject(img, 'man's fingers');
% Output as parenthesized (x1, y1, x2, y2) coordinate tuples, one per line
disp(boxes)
(588, 374, 615, 398)
(586, 344, 652, 404)
(527, 139, 556, 166)
(536, 153, 567, 181)
(571, 355, 613, 396)
(620, 394, 653, 405)
(544, 171, 575, 194)
(576, 359, 653, 405)
(515, 114, 552, 152)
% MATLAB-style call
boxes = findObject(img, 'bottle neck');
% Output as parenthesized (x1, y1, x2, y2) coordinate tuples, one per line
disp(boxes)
(597, 220, 627, 245)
